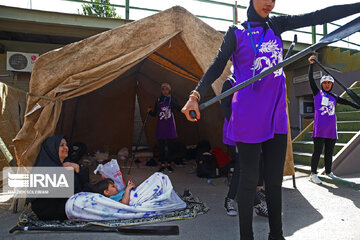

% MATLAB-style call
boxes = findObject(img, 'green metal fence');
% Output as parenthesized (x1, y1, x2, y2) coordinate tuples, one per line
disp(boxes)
(64, 0, 359, 48)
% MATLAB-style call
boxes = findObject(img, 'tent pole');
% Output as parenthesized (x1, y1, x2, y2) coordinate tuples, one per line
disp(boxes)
(152, 52, 201, 80)
(60, 101, 66, 134)
(69, 98, 80, 144)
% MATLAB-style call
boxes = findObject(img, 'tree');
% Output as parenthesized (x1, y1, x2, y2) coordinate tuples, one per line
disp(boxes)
(81, 0, 119, 18)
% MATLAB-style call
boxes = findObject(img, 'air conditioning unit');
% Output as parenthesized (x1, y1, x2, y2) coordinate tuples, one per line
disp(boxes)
(6, 51, 39, 72)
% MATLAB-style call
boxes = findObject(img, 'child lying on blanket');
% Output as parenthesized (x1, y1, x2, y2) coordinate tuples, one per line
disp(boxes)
(66, 173, 187, 221)
(92, 178, 135, 205)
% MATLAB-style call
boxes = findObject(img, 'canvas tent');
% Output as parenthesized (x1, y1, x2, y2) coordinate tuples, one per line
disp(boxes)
(13, 6, 294, 175)
(0, 83, 26, 171)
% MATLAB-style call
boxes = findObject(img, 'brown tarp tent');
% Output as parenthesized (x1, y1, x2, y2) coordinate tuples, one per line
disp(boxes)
(0, 83, 26, 171)
(13, 6, 294, 175)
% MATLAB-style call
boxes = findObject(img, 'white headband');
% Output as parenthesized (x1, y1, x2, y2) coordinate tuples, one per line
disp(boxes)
(320, 75, 334, 84)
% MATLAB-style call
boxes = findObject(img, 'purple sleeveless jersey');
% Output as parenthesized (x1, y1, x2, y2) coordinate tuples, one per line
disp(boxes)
(223, 78, 237, 146)
(312, 91, 338, 139)
(156, 99, 178, 140)
(226, 23, 288, 143)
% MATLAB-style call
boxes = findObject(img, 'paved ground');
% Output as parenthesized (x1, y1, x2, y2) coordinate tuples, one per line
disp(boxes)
(0, 163, 359, 240)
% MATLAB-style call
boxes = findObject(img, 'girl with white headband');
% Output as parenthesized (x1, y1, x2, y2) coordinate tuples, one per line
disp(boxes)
(308, 56, 360, 184)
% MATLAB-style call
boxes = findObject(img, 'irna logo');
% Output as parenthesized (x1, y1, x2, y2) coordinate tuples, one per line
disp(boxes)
(8, 172, 69, 188)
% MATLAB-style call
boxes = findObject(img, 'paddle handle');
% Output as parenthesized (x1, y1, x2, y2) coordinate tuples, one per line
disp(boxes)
(188, 17, 360, 114)
(190, 110, 197, 119)
(313, 59, 347, 89)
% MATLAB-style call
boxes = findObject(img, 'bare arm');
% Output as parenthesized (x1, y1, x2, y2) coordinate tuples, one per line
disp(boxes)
(120, 180, 135, 205)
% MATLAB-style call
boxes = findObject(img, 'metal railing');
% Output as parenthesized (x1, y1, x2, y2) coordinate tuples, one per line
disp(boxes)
(47, 0, 360, 49)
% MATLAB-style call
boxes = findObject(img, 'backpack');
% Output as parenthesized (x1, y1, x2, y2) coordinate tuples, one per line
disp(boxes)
(196, 140, 211, 158)
(196, 152, 218, 178)
(211, 147, 232, 169)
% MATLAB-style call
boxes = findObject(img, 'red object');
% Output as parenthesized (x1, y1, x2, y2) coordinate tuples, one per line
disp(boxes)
(211, 147, 232, 168)
(31, 55, 37, 61)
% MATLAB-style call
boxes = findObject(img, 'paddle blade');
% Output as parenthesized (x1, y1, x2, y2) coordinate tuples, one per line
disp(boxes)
(345, 88, 360, 105)
(118, 225, 180, 235)
(319, 17, 360, 44)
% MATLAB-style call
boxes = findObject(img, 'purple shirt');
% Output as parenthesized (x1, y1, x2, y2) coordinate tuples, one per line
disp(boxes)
(313, 91, 338, 139)
(156, 98, 178, 140)
(226, 23, 288, 143)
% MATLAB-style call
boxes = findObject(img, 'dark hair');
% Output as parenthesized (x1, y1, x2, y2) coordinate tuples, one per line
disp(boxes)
(91, 178, 114, 195)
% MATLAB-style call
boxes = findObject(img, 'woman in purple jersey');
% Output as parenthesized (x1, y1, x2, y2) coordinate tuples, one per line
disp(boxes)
(308, 56, 360, 184)
(182, 1, 360, 239)
(148, 83, 181, 173)
(221, 71, 268, 218)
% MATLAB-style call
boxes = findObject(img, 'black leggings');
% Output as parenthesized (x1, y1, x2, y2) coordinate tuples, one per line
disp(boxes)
(236, 134, 287, 240)
(158, 139, 174, 164)
(227, 145, 262, 206)
(311, 137, 336, 174)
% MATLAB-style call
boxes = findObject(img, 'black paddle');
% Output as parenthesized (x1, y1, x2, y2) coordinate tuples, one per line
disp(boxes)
(128, 110, 150, 174)
(190, 16, 360, 119)
(284, 34, 297, 60)
(313, 58, 360, 105)
(9, 225, 179, 235)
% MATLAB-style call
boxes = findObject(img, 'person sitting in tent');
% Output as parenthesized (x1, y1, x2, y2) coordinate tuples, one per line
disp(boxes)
(27, 135, 88, 220)
(308, 56, 360, 184)
(65, 172, 186, 221)
(147, 83, 182, 173)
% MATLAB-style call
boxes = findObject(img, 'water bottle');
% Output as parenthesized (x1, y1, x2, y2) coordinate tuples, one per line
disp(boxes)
(206, 179, 215, 186)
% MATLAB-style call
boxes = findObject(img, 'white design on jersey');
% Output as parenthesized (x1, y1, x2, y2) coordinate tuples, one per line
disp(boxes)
(159, 106, 172, 120)
(319, 101, 335, 116)
(252, 40, 283, 78)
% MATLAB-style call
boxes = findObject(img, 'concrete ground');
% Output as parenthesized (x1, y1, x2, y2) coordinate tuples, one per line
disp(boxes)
(0, 162, 359, 240)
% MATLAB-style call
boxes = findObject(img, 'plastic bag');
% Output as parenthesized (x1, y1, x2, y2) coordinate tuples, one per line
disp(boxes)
(94, 159, 126, 191)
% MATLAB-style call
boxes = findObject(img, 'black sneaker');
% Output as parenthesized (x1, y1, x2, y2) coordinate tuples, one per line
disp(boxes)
(254, 202, 268, 217)
(166, 166, 174, 173)
(158, 166, 166, 172)
(224, 197, 237, 216)
(256, 188, 266, 202)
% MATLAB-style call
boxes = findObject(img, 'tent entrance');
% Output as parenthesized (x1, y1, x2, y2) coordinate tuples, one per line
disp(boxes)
(132, 94, 148, 147)
(55, 33, 225, 155)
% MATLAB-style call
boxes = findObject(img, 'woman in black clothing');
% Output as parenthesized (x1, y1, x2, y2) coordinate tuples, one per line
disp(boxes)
(182, 1, 360, 239)
(147, 83, 182, 173)
(28, 135, 87, 220)
(308, 55, 360, 184)
(221, 72, 268, 218)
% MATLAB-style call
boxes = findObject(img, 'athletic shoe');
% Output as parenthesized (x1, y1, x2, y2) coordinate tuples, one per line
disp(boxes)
(254, 202, 268, 217)
(166, 166, 174, 173)
(256, 188, 266, 202)
(327, 172, 336, 178)
(224, 197, 237, 216)
(158, 166, 166, 172)
(310, 173, 322, 184)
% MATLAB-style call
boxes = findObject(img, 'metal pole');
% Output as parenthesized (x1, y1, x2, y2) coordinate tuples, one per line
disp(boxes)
(235, 1, 238, 25)
(323, 23, 328, 35)
(125, 0, 130, 20)
(312, 26, 316, 44)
